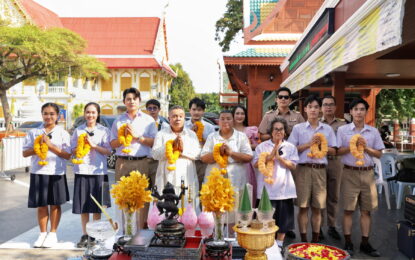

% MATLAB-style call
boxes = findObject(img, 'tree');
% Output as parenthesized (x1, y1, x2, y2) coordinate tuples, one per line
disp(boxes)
(376, 89, 415, 125)
(0, 23, 108, 127)
(168, 63, 196, 109)
(215, 0, 243, 52)
(71, 103, 84, 120)
(197, 93, 221, 114)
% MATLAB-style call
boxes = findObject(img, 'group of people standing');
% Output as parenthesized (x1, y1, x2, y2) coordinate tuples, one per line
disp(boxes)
(22, 86, 384, 258)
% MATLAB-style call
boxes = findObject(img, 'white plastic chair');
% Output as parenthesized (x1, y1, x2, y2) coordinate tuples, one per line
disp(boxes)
(380, 154, 398, 195)
(373, 157, 391, 210)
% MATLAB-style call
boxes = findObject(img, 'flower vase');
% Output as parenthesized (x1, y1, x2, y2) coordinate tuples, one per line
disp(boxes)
(123, 209, 137, 241)
(212, 212, 226, 246)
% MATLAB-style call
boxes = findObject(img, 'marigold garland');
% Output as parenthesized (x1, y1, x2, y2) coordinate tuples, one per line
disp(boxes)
(111, 170, 152, 213)
(71, 133, 91, 164)
(258, 152, 274, 184)
(200, 168, 235, 213)
(118, 124, 133, 154)
(34, 135, 48, 166)
(194, 121, 204, 142)
(166, 139, 180, 171)
(288, 243, 348, 260)
(350, 134, 365, 166)
(213, 143, 228, 174)
(307, 133, 328, 159)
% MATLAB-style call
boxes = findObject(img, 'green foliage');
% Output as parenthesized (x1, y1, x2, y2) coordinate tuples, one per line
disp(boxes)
(376, 89, 415, 125)
(71, 103, 84, 120)
(197, 93, 221, 113)
(168, 63, 196, 109)
(215, 0, 243, 52)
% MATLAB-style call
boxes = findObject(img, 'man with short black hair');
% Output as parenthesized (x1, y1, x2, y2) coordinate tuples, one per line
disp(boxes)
(258, 87, 304, 141)
(337, 98, 384, 257)
(185, 97, 215, 189)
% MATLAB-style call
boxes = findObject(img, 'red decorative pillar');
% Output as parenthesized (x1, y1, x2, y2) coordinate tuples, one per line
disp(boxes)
(332, 72, 345, 119)
(247, 88, 263, 126)
(393, 119, 400, 145)
(410, 118, 415, 151)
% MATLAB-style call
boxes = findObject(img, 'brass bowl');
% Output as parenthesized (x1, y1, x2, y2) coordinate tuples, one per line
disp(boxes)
(233, 225, 279, 260)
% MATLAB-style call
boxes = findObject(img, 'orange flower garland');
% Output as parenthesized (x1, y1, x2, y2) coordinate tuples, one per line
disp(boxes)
(213, 143, 228, 174)
(288, 243, 348, 259)
(258, 152, 274, 184)
(33, 135, 48, 166)
(350, 134, 365, 166)
(71, 133, 91, 164)
(118, 124, 132, 154)
(194, 121, 204, 142)
(200, 168, 235, 213)
(307, 133, 328, 159)
(166, 139, 180, 171)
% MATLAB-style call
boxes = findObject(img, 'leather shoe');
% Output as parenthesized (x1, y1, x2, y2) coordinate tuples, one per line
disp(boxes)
(360, 243, 380, 257)
(328, 227, 341, 240)
(344, 242, 354, 257)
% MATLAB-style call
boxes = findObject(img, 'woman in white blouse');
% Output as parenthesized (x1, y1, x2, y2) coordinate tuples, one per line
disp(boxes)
(200, 110, 253, 192)
(152, 105, 201, 194)
(22, 103, 71, 248)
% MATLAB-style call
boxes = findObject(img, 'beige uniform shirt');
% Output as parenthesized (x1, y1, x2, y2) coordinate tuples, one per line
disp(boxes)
(320, 117, 347, 135)
(258, 109, 305, 136)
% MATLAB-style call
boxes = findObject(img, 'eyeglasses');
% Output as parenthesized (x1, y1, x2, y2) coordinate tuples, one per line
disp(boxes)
(273, 127, 284, 132)
(322, 103, 336, 107)
(277, 95, 290, 100)
(146, 106, 158, 111)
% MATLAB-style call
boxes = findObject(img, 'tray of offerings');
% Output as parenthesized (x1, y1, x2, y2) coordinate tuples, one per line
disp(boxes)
(286, 243, 350, 260)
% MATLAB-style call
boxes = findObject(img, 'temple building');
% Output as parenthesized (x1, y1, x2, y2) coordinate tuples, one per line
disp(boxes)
(0, 0, 176, 128)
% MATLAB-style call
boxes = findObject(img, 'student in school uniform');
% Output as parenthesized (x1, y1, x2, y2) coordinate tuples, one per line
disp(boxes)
(71, 102, 112, 248)
(23, 103, 71, 248)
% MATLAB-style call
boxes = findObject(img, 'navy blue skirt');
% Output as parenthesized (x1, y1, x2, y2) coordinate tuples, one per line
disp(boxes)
(72, 174, 111, 214)
(28, 174, 70, 208)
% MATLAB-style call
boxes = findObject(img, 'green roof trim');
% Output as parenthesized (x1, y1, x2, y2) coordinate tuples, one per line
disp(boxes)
(231, 47, 291, 58)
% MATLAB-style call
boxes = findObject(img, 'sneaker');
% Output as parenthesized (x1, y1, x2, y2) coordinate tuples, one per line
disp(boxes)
(42, 232, 58, 248)
(344, 242, 354, 257)
(285, 230, 296, 239)
(328, 227, 341, 240)
(360, 242, 381, 257)
(76, 234, 89, 248)
(33, 232, 47, 248)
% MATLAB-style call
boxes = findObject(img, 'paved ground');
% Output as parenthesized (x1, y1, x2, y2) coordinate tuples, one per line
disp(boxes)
(0, 166, 412, 259)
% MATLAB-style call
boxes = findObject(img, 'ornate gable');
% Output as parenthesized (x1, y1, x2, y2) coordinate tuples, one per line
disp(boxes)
(0, 0, 30, 27)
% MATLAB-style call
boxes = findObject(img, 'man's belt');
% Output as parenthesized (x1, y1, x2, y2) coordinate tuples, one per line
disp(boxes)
(117, 156, 147, 161)
(344, 165, 373, 171)
(327, 155, 338, 160)
(299, 163, 326, 169)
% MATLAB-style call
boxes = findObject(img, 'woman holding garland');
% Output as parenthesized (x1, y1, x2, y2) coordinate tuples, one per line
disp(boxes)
(253, 118, 298, 253)
(22, 103, 71, 248)
(70, 102, 112, 248)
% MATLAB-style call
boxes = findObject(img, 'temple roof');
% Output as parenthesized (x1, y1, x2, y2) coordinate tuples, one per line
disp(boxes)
(19, 0, 63, 28)
(227, 46, 293, 58)
(249, 0, 279, 32)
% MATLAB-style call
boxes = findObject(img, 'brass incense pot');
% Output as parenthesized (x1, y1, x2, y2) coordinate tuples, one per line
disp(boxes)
(233, 221, 278, 260)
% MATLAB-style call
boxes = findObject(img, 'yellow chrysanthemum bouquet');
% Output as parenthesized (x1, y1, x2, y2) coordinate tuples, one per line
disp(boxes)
(72, 133, 91, 164)
(33, 135, 48, 166)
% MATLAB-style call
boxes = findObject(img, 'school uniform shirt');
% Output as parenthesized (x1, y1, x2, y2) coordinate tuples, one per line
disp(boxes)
(71, 123, 111, 175)
(23, 124, 70, 175)
(151, 127, 201, 193)
(337, 122, 385, 167)
(287, 121, 337, 165)
(201, 130, 253, 191)
(184, 119, 215, 142)
(253, 140, 299, 200)
(110, 110, 157, 157)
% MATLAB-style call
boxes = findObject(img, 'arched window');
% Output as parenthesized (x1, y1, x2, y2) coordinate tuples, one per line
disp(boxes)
(101, 74, 113, 91)
(120, 72, 132, 91)
(139, 72, 150, 92)
(101, 104, 113, 115)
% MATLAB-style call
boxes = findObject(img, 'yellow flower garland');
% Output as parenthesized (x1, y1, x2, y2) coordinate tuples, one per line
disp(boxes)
(118, 124, 133, 154)
(33, 135, 48, 166)
(350, 134, 365, 166)
(111, 170, 152, 213)
(200, 168, 235, 213)
(213, 143, 228, 174)
(307, 133, 328, 159)
(71, 133, 91, 164)
(195, 121, 204, 142)
(258, 152, 274, 184)
(165, 139, 180, 171)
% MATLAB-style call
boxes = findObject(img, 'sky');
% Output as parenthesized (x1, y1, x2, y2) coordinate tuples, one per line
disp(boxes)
(34, 0, 240, 93)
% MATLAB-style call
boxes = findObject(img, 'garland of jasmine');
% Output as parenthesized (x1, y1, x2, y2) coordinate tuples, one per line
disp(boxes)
(34, 135, 48, 166)
(166, 139, 180, 171)
(72, 133, 91, 164)
(118, 124, 132, 154)
(307, 133, 328, 159)
(258, 152, 274, 184)
(213, 143, 228, 174)
(350, 134, 365, 166)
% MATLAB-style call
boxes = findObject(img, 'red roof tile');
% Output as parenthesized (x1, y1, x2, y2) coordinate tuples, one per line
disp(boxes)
(19, 0, 63, 28)
(60, 17, 160, 55)
(99, 58, 176, 77)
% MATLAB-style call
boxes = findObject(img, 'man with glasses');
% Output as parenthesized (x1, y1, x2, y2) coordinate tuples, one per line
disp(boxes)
(319, 95, 346, 241)
(258, 87, 304, 142)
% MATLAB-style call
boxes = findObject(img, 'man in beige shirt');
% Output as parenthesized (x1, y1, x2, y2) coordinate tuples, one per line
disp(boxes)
(320, 95, 346, 241)
(258, 87, 305, 141)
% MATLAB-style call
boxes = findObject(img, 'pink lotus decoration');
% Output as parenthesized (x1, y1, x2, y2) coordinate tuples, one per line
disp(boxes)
(180, 203, 198, 236)
(197, 211, 214, 237)
(147, 202, 164, 230)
